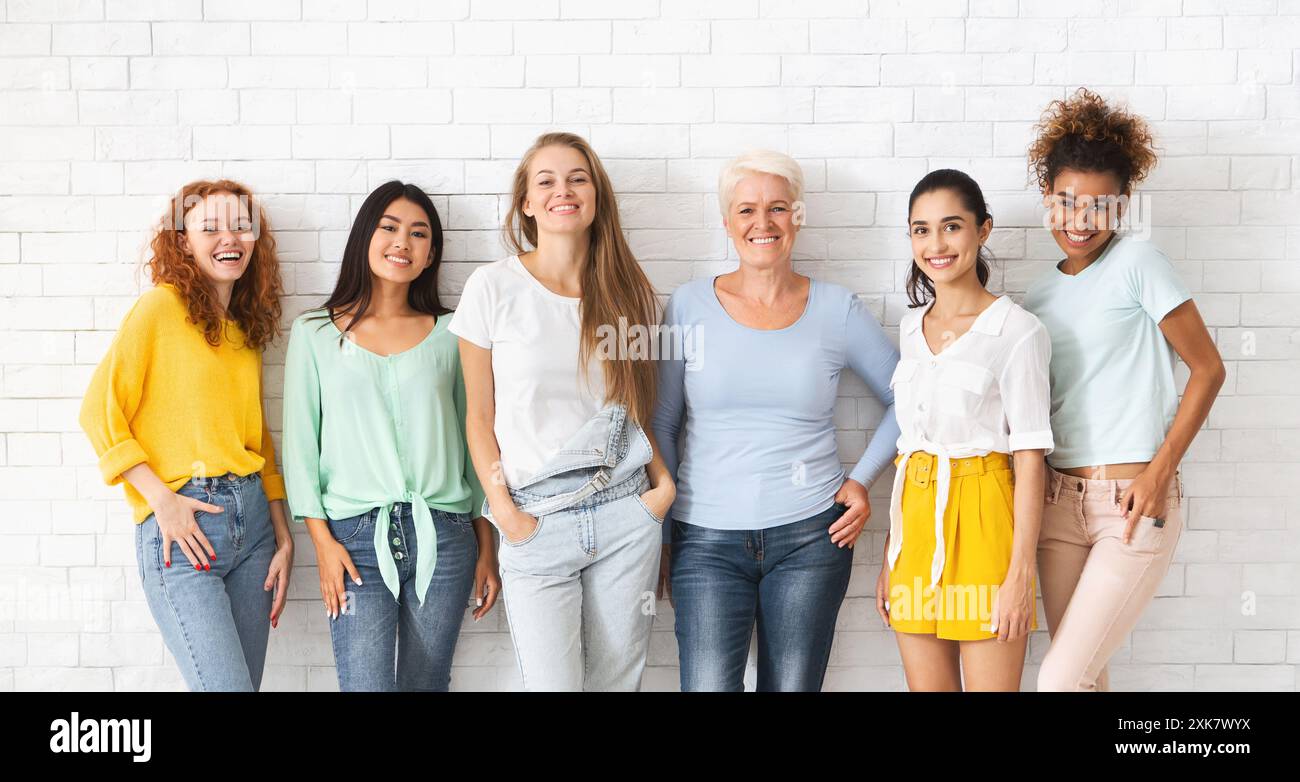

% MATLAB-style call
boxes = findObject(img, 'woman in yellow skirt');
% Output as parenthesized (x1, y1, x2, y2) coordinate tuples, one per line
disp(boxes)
(875, 169, 1054, 691)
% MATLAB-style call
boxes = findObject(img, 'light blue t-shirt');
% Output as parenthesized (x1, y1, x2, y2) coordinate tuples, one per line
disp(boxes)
(651, 276, 901, 541)
(1022, 234, 1192, 469)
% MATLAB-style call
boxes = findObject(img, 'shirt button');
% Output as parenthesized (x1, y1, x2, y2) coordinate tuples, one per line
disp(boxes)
(394, 552, 404, 560)
(392, 537, 401, 547)
(917, 401, 927, 412)
(929, 359, 938, 368)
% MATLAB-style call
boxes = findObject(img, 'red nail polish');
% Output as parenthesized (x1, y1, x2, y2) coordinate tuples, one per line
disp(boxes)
(204, 563, 211, 571)
(195, 564, 201, 571)
(210, 554, 216, 561)
(165, 561, 171, 568)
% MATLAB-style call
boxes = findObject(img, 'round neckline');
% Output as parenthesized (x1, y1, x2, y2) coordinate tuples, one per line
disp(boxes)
(1054, 233, 1121, 280)
(509, 254, 581, 304)
(327, 312, 442, 359)
(709, 273, 815, 334)
(917, 294, 1008, 359)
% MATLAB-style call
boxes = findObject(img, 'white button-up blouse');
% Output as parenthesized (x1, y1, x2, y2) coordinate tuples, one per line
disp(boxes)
(887, 294, 1054, 587)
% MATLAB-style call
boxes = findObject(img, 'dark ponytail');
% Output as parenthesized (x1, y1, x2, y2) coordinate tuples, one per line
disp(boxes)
(905, 168, 994, 308)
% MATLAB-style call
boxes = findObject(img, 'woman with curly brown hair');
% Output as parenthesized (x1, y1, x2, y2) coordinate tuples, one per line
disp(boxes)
(79, 180, 293, 691)
(1022, 89, 1225, 691)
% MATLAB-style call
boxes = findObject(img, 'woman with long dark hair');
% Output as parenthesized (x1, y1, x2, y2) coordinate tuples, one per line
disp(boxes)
(282, 180, 497, 691)
(876, 169, 1053, 691)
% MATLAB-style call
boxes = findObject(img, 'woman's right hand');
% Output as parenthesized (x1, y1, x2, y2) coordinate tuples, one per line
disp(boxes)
(315, 537, 362, 620)
(496, 506, 539, 544)
(150, 490, 222, 571)
(875, 562, 891, 628)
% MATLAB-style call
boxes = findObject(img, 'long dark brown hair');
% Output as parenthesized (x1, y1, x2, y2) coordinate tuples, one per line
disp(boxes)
(905, 169, 994, 308)
(307, 180, 450, 347)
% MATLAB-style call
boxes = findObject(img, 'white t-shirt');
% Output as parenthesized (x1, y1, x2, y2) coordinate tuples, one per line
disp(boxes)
(449, 255, 606, 488)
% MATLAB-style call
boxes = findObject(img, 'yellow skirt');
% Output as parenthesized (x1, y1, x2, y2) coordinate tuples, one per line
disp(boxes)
(888, 451, 1036, 641)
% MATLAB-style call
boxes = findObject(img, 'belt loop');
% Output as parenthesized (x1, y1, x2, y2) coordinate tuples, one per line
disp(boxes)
(976, 455, 987, 476)
(1048, 468, 1061, 504)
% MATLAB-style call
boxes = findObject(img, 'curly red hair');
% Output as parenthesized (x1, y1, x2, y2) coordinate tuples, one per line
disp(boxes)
(147, 179, 282, 349)
(1028, 87, 1158, 194)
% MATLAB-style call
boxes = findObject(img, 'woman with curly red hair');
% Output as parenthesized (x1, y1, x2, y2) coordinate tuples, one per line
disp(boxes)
(1022, 89, 1225, 691)
(79, 179, 293, 691)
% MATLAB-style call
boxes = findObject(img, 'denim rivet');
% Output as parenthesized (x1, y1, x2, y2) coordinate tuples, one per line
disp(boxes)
(392, 537, 401, 546)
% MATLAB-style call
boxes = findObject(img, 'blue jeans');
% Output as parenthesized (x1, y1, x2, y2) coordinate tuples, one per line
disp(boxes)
(136, 471, 275, 691)
(326, 502, 477, 691)
(670, 503, 853, 692)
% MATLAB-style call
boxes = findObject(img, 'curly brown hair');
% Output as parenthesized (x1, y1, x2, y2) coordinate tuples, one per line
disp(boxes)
(1028, 87, 1158, 195)
(147, 179, 282, 349)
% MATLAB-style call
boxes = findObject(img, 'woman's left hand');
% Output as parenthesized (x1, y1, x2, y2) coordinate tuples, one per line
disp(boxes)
(992, 564, 1035, 642)
(1118, 464, 1173, 545)
(264, 538, 294, 629)
(638, 482, 676, 522)
(471, 517, 500, 621)
(829, 478, 871, 549)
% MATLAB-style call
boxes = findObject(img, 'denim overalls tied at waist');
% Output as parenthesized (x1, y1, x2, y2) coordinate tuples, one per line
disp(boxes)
(482, 402, 654, 521)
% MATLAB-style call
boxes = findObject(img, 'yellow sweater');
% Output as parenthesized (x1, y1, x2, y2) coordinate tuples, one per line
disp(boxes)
(79, 283, 286, 523)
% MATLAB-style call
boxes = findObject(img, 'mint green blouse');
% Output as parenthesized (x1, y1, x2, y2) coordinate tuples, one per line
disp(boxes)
(282, 310, 486, 605)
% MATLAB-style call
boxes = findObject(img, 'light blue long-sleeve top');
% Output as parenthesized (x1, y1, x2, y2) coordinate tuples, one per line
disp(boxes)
(651, 276, 901, 543)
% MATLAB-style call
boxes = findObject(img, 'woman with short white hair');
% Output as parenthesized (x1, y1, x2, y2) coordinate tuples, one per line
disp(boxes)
(652, 149, 901, 691)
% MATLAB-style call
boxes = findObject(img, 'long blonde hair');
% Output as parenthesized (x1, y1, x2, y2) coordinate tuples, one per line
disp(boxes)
(503, 132, 658, 426)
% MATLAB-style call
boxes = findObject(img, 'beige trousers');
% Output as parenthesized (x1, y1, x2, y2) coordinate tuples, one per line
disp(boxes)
(1036, 465, 1184, 692)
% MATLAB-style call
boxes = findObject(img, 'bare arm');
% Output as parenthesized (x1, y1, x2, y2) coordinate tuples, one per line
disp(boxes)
(457, 337, 533, 542)
(1120, 300, 1226, 524)
(996, 448, 1046, 641)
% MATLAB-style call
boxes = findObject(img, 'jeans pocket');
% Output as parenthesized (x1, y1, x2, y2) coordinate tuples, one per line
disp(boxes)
(501, 514, 544, 547)
(328, 510, 371, 544)
(634, 493, 665, 524)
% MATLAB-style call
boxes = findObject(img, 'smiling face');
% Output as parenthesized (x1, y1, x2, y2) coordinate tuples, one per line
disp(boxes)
(1045, 167, 1126, 265)
(908, 188, 992, 288)
(522, 144, 597, 238)
(179, 192, 256, 287)
(367, 196, 434, 285)
(725, 172, 800, 271)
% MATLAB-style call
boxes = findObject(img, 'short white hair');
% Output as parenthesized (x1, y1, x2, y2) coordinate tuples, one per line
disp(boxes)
(717, 149, 805, 220)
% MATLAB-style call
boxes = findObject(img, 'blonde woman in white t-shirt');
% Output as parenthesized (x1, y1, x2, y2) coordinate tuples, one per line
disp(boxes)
(450, 132, 675, 691)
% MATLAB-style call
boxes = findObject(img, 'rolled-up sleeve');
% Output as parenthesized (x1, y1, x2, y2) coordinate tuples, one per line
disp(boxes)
(1000, 322, 1054, 454)
(79, 302, 152, 486)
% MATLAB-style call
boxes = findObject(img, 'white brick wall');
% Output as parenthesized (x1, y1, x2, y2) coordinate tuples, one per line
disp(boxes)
(1, 0, 1297, 692)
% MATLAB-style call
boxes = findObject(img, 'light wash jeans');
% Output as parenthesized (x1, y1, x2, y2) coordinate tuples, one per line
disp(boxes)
(325, 502, 477, 692)
(487, 404, 663, 692)
(136, 471, 275, 691)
